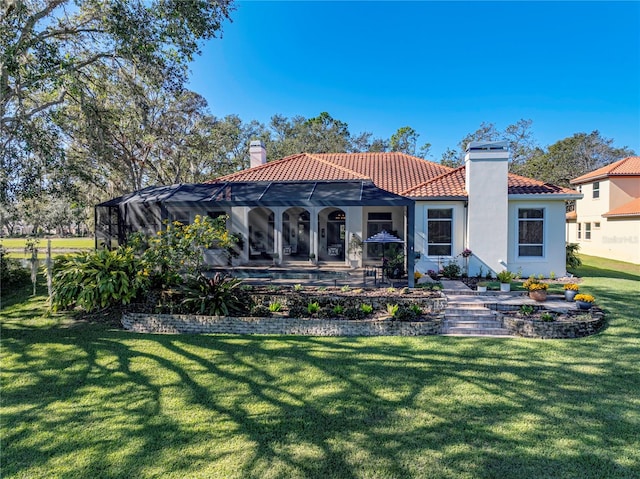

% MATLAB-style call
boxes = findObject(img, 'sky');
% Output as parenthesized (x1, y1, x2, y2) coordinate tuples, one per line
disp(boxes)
(187, 1, 640, 160)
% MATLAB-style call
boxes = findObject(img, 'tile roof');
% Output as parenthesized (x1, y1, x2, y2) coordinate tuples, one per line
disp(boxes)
(401, 167, 581, 198)
(570, 156, 640, 184)
(602, 197, 640, 218)
(210, 152, 578, 198)
(210, 152, 452, 195)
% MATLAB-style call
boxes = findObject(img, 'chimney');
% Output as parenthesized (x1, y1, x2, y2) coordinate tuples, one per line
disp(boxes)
(465, 141, 510, 275)
(249, 140, 267, 168)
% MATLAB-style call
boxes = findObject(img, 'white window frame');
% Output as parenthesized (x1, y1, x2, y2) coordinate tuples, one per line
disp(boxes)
(517, 207, 545, 258)
(426, 208, 453, 257)
(593, 182, 600, 199)
(594, 222, 600, 230)
(577, 223, 582, 240)
(585, 222, 591, 240)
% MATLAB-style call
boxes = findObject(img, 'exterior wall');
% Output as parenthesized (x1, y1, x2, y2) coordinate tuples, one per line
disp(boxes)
(610, 177, 640, 209)
(507, 199, 568, 277)
(465, 148, 509, 275)
(413, 201, 467, 274)
(570, 178, 640, 264)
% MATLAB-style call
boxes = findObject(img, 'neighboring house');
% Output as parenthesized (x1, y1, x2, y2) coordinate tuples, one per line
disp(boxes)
(97, 141, 581, 286)
(566, 156, 640, 264)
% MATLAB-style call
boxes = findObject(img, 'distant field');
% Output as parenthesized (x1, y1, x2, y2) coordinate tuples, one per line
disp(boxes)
(1, 238, 94, 258)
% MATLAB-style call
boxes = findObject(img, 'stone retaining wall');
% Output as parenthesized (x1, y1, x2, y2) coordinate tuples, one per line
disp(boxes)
(122, 313, 443, 336)
(502, 309, 605, 339)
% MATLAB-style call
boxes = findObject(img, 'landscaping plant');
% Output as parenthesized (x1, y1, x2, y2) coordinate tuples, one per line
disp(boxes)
(180, 273, 250, 316)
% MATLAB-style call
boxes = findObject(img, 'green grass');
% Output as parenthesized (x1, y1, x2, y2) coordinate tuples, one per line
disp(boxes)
(2, 257, 639, 478)
(2, 237, 94, 258)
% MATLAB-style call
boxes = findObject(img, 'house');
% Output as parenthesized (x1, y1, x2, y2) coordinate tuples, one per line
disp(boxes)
(566, 156, 640, 264)
(96, 141, 582, 286)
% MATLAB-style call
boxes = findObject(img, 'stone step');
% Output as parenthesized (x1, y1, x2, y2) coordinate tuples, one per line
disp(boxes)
(445, 309, 497, 317)
(441, 327, 512, 336)
(444, 319, 504, 328)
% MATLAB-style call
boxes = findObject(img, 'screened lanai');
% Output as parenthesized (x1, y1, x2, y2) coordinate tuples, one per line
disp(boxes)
(96, 180, 415, 272)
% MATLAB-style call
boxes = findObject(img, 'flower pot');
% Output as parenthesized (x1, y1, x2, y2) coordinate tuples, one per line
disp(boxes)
(529, 290, 547, 302)
(500, 282, 511, 292)
(576, 300, 593, 310)
(564, 290, 578, 302)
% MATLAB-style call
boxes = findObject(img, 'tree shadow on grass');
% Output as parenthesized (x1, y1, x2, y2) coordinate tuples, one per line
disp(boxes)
(2, 324, 639, 479)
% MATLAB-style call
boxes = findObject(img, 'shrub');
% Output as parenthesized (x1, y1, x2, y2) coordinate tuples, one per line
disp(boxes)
(340, 285, 351, 292)
(288, 305, 308, 318)
(307, 301, 320, 315)
(386, 304, 399, 319)
(393, 305, 420, 322)
(268, 302, 282, 312)
(180, 273, 250, 316)
(497, 270, 514, 283)
(293, 283, 303, 292)
(441, 262, 461, 279)
(566, 242, 582, 269)
(540, 312, 555, 322)
(50, 248, 148, 312)
(359, 303, 374, 315)
(0, 246, 30, 289)
(520, 305, 535, 316)
(332, 304, 344, 315)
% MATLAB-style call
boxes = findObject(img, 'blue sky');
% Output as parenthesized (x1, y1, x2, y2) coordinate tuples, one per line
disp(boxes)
(187, 1, 640, 160)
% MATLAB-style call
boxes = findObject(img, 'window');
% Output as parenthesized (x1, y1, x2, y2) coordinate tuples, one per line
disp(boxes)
(585, 222, 591, 240)
(577, 223, 582, 239)
(593, 182, 600, 199)
(594, 222, 600, 229)
(427, 209, 453, 256)
(518, 208, 544, 257)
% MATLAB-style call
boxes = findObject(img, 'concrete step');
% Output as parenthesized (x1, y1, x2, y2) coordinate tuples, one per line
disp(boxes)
(445, 309, 497, 317)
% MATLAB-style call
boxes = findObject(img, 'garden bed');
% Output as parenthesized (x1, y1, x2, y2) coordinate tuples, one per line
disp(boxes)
(501, 307, 605, 339)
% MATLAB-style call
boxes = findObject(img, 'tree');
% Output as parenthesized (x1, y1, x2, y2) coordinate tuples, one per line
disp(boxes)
(1, 0, 234, 208)
(518, 131, 634, 187)
(440, 148, 462, 168)
(389, 126, 431, 158)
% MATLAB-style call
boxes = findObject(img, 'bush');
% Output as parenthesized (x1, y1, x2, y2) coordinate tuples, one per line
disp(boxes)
(442, 262, 461, 279)
(250, 305, 271, 317)
(50, 248, 148, 312)
(180, 273, 251, 316)
(566, 243, 582, 269)
(0, 247, 30, 289)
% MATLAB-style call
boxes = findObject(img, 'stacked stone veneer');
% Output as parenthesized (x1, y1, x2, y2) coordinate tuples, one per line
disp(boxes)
(502, 308, 605, 339)
(122, 313, 444, 336)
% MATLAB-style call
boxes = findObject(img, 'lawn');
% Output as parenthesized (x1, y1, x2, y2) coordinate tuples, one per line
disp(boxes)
(1, 237, 94, 258)
(1, 256, 639, 479)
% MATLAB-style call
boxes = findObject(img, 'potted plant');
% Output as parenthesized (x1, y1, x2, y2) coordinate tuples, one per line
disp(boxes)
(523, 277, 548, 302)
(272, 252, 279, 265)
(563, 283, 579, 302)
(477, 281, 488, 293)
(347, 234, 363, 268)
(574, 293, 595, 310)
(497, 270, 514, 292)
(308, 253, 316, 265)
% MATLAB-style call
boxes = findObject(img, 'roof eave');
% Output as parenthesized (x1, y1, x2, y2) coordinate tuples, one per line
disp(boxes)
(409, 195, 467, 201)
(508, 193, 584, 201)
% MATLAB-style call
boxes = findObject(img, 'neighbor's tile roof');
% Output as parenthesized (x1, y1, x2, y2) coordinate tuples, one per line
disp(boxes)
(401, 167, 580, 198)
(570, 156, 640, 185)
(603, 197, 640, 218)
(211, 152, 453, 195)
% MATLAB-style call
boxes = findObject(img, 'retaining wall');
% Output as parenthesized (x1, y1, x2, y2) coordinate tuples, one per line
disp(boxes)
(502, 309, 605, 339)
(122, 313, 443, 336)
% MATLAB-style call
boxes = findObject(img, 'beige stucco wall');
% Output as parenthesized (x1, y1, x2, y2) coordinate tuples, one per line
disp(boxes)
(507, 200, 568, 278)
(570, 177, 640, 264)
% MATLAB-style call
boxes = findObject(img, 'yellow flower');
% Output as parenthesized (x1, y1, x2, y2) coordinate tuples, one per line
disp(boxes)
(574, 294, 595, 303)
(564, 283, 579, 291)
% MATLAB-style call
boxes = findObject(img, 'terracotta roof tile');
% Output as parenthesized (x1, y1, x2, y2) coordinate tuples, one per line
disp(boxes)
(571, 156, 640, 184)
(402, 168, 580, 198)
(210, 152, 451, 195)
(603, 197, 640, 217)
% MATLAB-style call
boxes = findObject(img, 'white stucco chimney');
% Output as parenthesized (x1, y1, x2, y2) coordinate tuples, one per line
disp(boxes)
(249, 140, 267, 168)
(465, 141, 510, 275)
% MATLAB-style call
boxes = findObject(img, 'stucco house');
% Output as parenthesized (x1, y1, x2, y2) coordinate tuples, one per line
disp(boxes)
(566, 156, 640, 264)
(96, 141, 581, 286)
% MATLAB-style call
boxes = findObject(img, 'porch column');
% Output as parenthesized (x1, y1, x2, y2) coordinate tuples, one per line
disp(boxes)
(274, 207, 283, 265)
(407, 202, 415, 288)
(309, 207, 318, 261)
